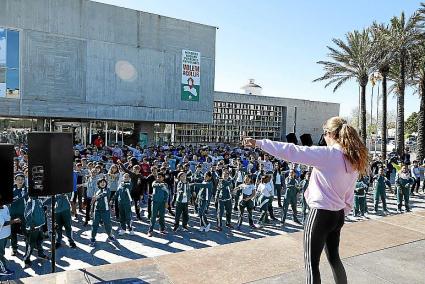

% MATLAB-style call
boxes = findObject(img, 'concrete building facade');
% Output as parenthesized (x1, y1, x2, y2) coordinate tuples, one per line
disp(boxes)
(0, 0, 339, 147)
(0, 0, 216, 124)
(174, 91, 340, 145)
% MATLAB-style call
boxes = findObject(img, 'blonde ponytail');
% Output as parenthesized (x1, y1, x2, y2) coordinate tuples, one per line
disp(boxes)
(324, 117, 369, 176)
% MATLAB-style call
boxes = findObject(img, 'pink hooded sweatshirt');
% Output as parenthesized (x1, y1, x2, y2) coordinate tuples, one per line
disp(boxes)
(256, 139, 357, 215)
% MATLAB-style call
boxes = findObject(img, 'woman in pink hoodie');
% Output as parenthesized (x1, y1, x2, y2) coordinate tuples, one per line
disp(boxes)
(244, 116, 368, 284)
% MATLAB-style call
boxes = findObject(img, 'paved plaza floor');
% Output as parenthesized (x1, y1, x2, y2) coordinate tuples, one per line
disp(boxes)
(5, 190, 425, 282)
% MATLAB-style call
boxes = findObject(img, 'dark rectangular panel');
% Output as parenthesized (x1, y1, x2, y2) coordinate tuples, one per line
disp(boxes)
(28, 132, 73, 196)
(0, 144, 15, 205)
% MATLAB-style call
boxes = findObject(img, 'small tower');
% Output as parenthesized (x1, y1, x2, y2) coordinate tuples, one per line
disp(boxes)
(241, 79, 262, 95)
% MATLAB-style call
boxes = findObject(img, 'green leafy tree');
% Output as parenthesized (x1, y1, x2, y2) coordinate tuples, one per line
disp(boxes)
(405, 112, 418, 135)
(381, 11, 421, 156)
(314, 29, 377, 143)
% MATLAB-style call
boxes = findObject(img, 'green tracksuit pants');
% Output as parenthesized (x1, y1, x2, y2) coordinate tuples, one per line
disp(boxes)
(91, 210, 112, 240)
(174, 202, 189, 229)
(397, 187, 410, 211)
(217, 200, 232, 228)
(149, 201, 166, 232)
(55, 210, 74, 244)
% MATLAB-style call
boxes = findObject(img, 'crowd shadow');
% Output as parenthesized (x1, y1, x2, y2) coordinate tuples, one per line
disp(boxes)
(5, 190, 425, 281)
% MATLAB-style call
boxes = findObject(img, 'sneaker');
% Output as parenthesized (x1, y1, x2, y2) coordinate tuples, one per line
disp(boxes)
(216, 226, 223, 232)
(250, 224, 257, 229)
(182, 226, 189, 231)
(107, 236, 116, 242)
(397, 209, 402, 214)
(198, 226, 205, 232)
(294, 219, 302, 225)
(83, 222, 89, 227)
(129, 230, 135, 236)
(406, 209, 411, 212)
(55, 242, 61, 249)
(168, 211, 175, 216)
(225, 224, 234, 229)
(69, 242, 77, 249)
(205, 223, 211, 232)
(118, 229, 125, 236)
(173, 226, 179, 232)
(0, 268, 14, 276)
(147, 231, 153, 237)
(160, 230, 167, 234)
(90, 240, 96, 247)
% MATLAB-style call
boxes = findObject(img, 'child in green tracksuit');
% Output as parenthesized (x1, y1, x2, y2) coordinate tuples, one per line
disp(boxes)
(173, 172, 192, 232)
(299, 172, 310, 224)
(55, 193, 77, 249)
(115, 173, 134, 236)
(23, 197, 49, 266)
(90, 177, 114, 247)
(9, 173, 27, 256)
(372, 168, 391, 214)
(354, 178, 367, 217)
(147, 173, 169, 237)
(395, 165, 415, 213)
(215, 169, 234, 231)
(0, 196, 21, 277)
(193, 172, 213, 232)
(281, 169, 301, 226)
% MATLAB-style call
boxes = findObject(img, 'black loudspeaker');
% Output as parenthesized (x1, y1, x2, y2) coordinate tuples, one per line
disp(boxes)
(28, 133, 74, 197)
(300, 134, 313, 147)
(286, 133, 298, 145)
(318, 134, 327, 146)
(0, 144, 15, 205)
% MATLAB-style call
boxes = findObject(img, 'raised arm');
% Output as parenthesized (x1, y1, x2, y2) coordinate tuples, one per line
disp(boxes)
(250, 139, 331, 169)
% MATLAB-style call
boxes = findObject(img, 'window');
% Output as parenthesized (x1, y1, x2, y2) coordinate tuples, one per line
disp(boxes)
(0, 28, 19, 98)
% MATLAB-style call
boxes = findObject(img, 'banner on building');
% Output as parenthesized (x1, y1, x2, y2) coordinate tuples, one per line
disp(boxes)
(181, 50, 200, 101)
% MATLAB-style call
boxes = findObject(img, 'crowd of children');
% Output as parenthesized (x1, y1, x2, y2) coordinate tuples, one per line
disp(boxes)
(1, 142, 424, 277)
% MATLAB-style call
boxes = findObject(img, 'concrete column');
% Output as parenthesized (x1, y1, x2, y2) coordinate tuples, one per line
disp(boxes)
(36, 119, 45, 131)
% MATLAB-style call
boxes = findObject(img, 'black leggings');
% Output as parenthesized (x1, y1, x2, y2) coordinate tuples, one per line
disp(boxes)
(304, 208, 347, 284)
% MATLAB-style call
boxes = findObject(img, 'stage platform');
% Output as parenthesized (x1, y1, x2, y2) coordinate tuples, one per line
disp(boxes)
(16, 210, 425, 284)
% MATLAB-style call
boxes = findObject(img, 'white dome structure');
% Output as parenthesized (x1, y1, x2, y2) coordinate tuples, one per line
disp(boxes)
(241, 79, 262, 95)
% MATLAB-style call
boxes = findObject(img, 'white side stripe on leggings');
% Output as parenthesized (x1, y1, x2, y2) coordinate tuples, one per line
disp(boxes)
(304, 208, 318, 284)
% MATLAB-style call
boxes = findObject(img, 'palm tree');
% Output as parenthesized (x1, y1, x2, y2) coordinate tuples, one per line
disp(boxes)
(371, 23, 392, 161)
(413, 3, 425, 162)
(380, 12, 420, 157)
(314, 29, 377, 143)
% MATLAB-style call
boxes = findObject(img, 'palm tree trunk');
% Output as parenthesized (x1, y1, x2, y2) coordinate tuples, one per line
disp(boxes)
(417, 76, 425, 163)
(396, 54, 406, 157)
(381, 69, 388, 161)
(360, 84, 367, 143)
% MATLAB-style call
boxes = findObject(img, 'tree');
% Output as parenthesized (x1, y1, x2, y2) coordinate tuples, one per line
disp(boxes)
(371, 21, 392, 160)
(414, 2, 425, 162)
(381, 11, 421, 157)
(314, 29, 377, 143)
(405, 112, 418, 135)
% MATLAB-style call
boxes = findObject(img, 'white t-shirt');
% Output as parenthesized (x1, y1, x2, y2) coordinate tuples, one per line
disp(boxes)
(257, 183, 273, 197)
(0, 206, 11, 239)
(241, 184, 256, 196)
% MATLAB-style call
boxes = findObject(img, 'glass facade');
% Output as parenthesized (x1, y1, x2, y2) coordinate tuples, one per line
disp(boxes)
(174, 101, 285, 145)
(0, 28, 20, 99)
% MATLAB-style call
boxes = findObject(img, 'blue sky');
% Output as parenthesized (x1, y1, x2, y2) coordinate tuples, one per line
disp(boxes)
(95, 0, 421, 118)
